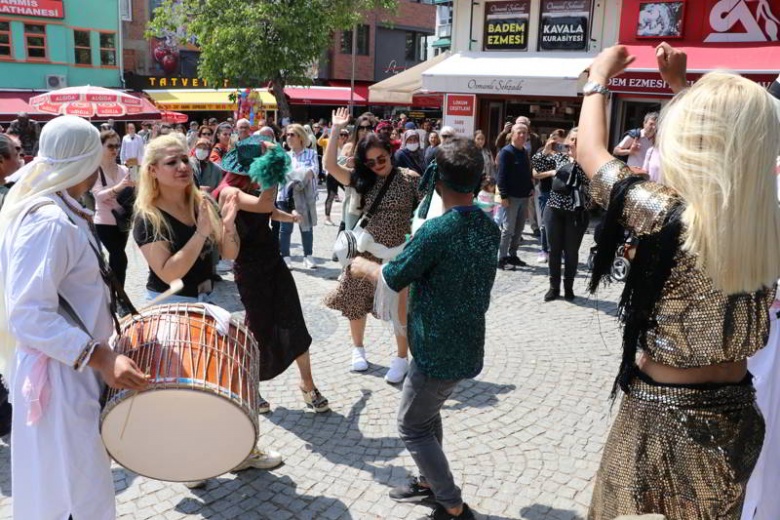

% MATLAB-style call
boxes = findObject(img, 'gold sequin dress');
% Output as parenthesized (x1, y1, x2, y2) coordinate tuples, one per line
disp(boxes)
(588, 160, 772, 520)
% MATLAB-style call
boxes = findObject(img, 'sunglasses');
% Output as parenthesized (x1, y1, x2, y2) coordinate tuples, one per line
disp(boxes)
(286, 133, 297, 138)
(358, 125, 373, 130)
(339, 132, 349, 137)
(364, 154, 389, 169)
(106, 144, 120, 150)
(201, 132, 213, 136)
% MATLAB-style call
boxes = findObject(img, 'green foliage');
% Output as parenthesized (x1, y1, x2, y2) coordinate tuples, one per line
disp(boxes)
(147, 0, 398, 118)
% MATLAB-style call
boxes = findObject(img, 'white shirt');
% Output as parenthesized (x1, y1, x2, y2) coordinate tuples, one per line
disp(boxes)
(120, 133, 145, 165)
(618, 130, 654, 168)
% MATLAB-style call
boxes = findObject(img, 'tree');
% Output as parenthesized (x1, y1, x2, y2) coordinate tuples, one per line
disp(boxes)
(147, 0, 398, 121)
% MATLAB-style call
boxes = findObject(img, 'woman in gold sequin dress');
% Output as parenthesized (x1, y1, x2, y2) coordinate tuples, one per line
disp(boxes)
(577, 44, 780, 519)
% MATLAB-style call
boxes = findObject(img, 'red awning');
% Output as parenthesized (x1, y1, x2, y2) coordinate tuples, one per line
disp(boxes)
(0, 91, 54, 120)
(611, 44, 780, 96)
(285, 86, 367, 106)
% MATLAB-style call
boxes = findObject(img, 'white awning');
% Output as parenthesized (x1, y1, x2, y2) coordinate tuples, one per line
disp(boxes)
(369, 52, 451, 104)
(421, 52, 595, 98)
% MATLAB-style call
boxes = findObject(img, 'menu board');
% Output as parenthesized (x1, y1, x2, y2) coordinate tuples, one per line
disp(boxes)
(484, 0, 531, 51)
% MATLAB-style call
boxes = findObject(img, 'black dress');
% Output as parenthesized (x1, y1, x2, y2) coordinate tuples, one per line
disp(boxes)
(233, 210, 312, 381)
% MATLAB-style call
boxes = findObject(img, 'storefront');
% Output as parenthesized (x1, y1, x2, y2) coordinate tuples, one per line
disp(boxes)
(422, 0, 619, 150)
(609, 0, 780, 139)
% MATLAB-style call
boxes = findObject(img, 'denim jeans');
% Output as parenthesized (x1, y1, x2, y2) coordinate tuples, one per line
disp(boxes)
(277, 201, 314, 257)
(397, 361, 462, 509)
(498, 196, 530, 259)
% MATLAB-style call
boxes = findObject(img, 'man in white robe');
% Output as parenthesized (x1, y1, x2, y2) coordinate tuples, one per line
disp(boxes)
(0, 116, 147, 520)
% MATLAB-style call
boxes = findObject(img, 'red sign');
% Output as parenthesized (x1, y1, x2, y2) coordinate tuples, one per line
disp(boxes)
(0, 0, 64, 19)
(608, 71, 778, 96)
(446, 95, 475, 116)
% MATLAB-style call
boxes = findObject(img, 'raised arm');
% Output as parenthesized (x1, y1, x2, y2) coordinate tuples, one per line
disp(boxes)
(323, 107, 353, 186)
(217, 185, 298, 223)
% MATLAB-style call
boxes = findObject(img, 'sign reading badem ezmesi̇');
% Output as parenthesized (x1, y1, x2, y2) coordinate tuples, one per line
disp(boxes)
(484, 0, 530, 51)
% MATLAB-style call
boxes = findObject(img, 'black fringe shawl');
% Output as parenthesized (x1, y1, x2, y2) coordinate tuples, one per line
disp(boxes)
(588, 177, 685, 398)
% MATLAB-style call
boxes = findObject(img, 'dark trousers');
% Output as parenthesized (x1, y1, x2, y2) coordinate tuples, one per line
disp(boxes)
(543, 206, 589, 286)
(397, 361, 462, 509)
(95, 224, 129, 287)
(325, 174, 342, 217)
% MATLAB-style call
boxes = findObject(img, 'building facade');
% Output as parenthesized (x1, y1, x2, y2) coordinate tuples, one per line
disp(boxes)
(0, 0, 122, 96)
(414, 0, 620, 147)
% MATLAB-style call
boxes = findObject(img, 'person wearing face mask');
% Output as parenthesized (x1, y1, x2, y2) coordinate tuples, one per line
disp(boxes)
(394, 130, 426, 175)
(190, 138, 223, 193)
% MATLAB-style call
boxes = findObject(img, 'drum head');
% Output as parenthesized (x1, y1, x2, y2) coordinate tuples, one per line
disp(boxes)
(101, 389, 256, 482)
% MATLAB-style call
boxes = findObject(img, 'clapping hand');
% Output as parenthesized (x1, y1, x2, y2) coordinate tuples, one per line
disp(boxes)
(221, 191, 239, 228)
(332, 107, 350, 128)
(196, 198, 213, 239)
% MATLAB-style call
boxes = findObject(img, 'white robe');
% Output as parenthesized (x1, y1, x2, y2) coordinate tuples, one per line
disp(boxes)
(742, 306, 780, 520)
(1, 193, 116, 520)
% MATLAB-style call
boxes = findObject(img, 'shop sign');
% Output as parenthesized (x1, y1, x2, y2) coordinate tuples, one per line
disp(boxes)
(443, 94, 476, 137)
(484, 0, 531, 51)
(608, 71, 778, 95)
(124, 74, 233, 90)
(0, 0, 64, 18)
(539, 0, 590, 51)
(159, 103, 234, 111)
(705, 0, 780, 43)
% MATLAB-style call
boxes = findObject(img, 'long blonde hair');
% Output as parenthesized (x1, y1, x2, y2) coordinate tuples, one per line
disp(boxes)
(659, 71, 780, 294)
(134, 134, 221, 243)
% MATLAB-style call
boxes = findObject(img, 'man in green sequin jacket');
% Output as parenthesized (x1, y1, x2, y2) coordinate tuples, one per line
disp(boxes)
(352, 137, 500, 520)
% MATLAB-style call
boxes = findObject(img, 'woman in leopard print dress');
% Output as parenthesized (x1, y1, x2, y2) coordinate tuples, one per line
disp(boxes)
(324, 109, 420, 383)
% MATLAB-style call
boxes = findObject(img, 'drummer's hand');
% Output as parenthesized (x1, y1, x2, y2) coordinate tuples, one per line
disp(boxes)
(89, 345, 148, 391)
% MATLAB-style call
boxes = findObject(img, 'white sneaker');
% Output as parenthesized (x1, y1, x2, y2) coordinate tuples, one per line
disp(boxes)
(216, 259, 233, 274)
(537, 252, 548, 264)
(351, 347, 369, 372)
(385, 356, 409, 384)
(303, 256, 317, 269)
(232, 447, 283, 472)
(283, 256, 293, 268)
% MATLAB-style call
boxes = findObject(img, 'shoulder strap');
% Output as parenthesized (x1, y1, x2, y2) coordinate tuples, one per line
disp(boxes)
(98, 167, 107, 187)
(360, 168, 397, 226)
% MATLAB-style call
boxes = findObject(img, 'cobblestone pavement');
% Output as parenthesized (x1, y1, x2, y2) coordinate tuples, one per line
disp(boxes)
(0, 191, 625, 520)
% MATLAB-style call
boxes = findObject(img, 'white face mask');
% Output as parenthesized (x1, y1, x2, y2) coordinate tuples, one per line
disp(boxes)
(195, 148, 209, 161)
(406, 142, 420, 152)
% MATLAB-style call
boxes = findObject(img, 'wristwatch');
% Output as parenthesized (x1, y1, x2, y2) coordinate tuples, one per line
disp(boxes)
(583, 81, 611, 98)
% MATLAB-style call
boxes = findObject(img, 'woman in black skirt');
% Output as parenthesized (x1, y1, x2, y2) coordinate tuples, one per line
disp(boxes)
(213, 136, 329, 413)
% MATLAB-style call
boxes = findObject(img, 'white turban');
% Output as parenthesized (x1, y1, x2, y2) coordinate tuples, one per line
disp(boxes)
(0, 115, 102, 376)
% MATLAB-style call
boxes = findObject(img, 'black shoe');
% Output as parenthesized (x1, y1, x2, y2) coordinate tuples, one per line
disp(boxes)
(389, 476, 435, 503)
(544, 286, 560, 302)
(564, 281, 575, 301)
(211, 273, 223, 283)
(507, 255, 527, 267)
(420, 503, 476, 520)
(531, 228, 541, 238)
(497, 257, 508, 270)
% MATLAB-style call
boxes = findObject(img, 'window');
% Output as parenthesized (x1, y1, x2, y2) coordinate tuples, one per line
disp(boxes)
(0, 21, 11, 58)
(405, 32, 428, 62)
(74, 30, 91, 65)
(100, 32, 116, 66)
(24, 24, 46, 60)
(120, 0, 132, 21)
(341, 24, 370, 55)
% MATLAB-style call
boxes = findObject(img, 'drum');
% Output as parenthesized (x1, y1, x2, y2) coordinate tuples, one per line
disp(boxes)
(101, 303, 260, 482)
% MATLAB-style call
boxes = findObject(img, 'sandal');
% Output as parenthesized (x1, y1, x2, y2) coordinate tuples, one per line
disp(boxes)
(301, 387, 330, 413)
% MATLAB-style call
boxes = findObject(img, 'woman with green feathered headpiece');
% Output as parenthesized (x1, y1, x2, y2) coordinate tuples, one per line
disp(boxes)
(213, 135, 331, 417)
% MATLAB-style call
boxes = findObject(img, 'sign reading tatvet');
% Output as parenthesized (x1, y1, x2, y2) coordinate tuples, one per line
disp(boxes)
(539, 0, 591, 51)
(0, 0, 63, 18)
(443, 94, 476, 137)
(484, 0, 531, 51)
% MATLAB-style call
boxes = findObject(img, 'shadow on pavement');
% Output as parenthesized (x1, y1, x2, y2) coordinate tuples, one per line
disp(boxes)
(443, 379, 516, 411)
(176, 473, 354, 519)
(519, 503, 585, 520)
(266, 389, 410, 487)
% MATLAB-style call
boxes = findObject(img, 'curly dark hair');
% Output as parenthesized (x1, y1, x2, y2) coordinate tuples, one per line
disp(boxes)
(351, 133, 395, 199)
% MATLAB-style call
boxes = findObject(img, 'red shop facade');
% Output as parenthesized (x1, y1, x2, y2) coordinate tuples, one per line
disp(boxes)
(608, 0, 780, 140)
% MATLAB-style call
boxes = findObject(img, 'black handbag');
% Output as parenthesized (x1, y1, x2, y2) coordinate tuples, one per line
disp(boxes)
(552, 162, 575, 195)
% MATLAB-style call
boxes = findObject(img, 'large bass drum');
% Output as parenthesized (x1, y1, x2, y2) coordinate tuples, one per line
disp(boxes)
(101, 303, 260, 482)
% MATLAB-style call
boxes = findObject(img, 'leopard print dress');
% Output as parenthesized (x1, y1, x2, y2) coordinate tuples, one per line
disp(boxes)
(324, 168, 420, 320)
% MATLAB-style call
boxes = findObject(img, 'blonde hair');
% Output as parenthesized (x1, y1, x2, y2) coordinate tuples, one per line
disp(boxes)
(286, 124, 309, 148)
(659, 71, 780, 294)
(134, 134, 222, 244)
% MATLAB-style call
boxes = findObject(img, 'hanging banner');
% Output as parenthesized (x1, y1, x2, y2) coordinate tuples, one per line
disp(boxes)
(539, 0, 591, 51)
(484, 0, 531, 51)
(0, 0, 64, 18)
(442, 94, 476, 138)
